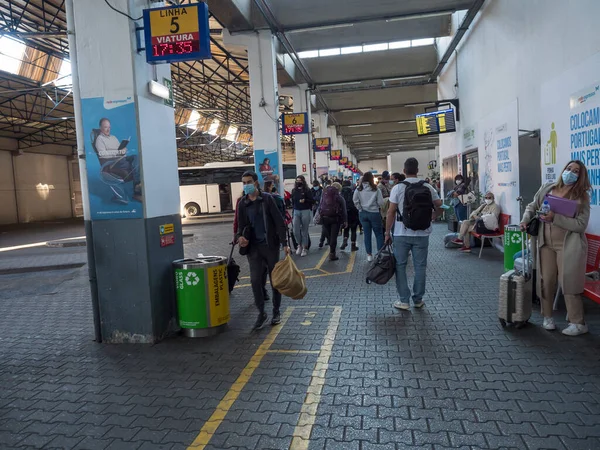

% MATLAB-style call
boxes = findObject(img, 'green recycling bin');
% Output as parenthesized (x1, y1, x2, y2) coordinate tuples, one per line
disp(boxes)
(503, 225, 523, 272)
(173, 257, 230, 337)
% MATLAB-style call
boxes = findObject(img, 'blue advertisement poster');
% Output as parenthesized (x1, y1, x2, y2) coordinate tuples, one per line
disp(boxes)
(254, 149, 280, 187)
(81, 96, 142, 220)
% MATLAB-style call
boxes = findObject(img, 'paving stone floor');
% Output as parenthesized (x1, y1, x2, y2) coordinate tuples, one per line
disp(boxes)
(1, 223, 600, 450)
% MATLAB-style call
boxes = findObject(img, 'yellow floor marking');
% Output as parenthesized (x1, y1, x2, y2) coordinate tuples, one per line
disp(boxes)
(345, 251, 357, 273)
(314, 250, 330, 271)
(186, 307, 294, 450)
(290, 306, 342, 450)
(266, 349, 320, 354)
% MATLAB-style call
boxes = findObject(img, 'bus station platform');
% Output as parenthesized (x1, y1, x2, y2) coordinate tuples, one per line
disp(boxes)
(1, 223, 600, 450)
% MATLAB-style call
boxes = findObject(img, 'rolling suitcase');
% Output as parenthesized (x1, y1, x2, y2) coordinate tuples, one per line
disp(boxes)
(498, 231, 532, 329)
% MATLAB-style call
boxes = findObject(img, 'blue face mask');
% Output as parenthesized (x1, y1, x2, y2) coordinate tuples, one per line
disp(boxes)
(313, 186, 319, 191)
(562, 170, 578, 185)
(389, 181, 395, 186)
(243, 184, 256, 195)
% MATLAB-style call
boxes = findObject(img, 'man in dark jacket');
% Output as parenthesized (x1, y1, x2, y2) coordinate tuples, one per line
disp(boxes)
(319, 183, 347, 261)
(236, 171, 290, 330)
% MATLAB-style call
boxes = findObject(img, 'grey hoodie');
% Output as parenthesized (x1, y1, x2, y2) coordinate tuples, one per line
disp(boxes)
(353, 184, 384, 213)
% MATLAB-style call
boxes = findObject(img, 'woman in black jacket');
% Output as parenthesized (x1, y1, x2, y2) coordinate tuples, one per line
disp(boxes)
(291, 175, 314, 257)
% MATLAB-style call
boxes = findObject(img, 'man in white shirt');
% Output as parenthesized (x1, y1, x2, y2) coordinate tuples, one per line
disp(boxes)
(385, 158, 443, 310)
(95, 118, 141, 202)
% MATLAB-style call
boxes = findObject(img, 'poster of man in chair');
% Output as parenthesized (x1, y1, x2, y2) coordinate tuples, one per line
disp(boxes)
(81, 96, 142, 220)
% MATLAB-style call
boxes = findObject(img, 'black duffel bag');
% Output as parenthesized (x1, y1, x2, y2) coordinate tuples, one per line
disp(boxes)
(366, 243, 396, 285)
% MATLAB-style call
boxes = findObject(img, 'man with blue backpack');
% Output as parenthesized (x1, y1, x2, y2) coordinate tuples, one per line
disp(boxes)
(385, 158, 443, 311)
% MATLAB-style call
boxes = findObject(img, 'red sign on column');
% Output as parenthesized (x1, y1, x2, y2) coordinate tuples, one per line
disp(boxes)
(160, 234, 176, 247)
(302, 164, 306, 172)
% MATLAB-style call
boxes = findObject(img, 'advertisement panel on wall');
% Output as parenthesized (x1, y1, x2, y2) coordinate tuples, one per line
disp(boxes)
(477, 100, 520, 223)
(81, 96, 142, 220)
(541, 52, 600, 234)
(254, 148, 280, 186)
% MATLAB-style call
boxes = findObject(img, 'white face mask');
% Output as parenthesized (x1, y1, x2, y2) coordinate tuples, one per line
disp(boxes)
(484, 199, 493, 205)
(455, 179, 462, 185)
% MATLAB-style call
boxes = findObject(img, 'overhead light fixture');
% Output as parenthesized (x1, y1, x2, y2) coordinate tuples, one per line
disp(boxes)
(398, 119, 416, 124)
(319, 81, 361, 88)
(352, 134, 372, 138)
(339, 108, 372, 113)
(382, 75, 426, 82)
(288, 23, 354, 34)
(395, 131, 413, 134)
(148, 80, 170, 101)
(348, 124, 372, 128)
(385, 11, 452, 23)
(405, 102, 437, 107)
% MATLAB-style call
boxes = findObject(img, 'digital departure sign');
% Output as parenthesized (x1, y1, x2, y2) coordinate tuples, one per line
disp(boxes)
(340, 157, 349, 166)
(281, 113, 308, 135)
(313, 138, 332, 152)
(330, 149, 342, 161)
(143, 3, 211, 64)
(415, 108, 457, 136)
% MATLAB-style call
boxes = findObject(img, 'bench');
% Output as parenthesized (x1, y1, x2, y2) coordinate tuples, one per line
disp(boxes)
(470, 213, 511, 259)
(583, 233, 600, 305)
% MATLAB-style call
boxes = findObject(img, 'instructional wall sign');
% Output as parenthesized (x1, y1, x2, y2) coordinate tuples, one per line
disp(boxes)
(541, 52, 600, 234)
(281, 113, 308, 135)
(143, 3, 211, 64)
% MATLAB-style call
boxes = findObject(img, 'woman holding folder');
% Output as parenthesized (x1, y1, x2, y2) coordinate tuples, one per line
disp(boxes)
(520, 160, 591, 336)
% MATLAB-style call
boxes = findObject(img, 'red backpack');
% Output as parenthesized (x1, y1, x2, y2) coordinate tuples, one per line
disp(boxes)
(319, 186, 340, 218)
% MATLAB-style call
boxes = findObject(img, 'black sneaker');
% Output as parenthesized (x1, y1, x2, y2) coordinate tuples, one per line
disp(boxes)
(351, 243, 359, 252)
(340, 239, 348, 250)
(318, 241, 324, 249)
(253, 313, 268, 330)
(271, 312, 281, 326)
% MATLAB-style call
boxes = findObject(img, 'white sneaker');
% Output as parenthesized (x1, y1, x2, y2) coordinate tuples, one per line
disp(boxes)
(367, 255, 373, 262)
(301, 249, 308, 257)
(413, 301, 425, 309)
(542, 317, 556, 330)
(562, 323, 588, 336)
(296, 246, 302, 256)
(393, 301, 410, 310)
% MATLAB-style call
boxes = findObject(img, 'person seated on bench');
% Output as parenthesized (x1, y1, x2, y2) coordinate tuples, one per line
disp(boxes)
(453, 192, 501, 253)
(96, 118, 141, 202)
(520, 160, 591, 336)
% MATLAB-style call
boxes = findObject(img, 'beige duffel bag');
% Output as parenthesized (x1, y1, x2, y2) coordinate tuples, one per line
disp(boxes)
(271, 255, 307, 300)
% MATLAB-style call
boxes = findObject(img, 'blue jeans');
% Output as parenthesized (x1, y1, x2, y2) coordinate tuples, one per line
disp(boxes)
(393, 235, 430, 304)
(454, 203, 468, 222)
(359, 211, 384, 255)
(293, 209, 312, 247)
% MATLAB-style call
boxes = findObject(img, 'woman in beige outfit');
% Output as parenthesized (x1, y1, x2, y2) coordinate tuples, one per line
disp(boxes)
(453, 192, 502, 252)
(520, 160, 591, 336)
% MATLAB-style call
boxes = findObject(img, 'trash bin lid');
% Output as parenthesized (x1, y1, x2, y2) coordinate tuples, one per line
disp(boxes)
(173, 256, 227, 270)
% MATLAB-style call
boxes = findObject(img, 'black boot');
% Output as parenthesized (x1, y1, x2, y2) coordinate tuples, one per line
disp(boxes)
(340, 239, 348, 250)
(318, 241, 324, 249)
(351, 243, 359, 252)
(329, 252, 339, 261)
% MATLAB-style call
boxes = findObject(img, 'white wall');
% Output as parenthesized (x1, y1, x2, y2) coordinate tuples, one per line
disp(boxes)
(357, 159, 388, 174)
(439, 0, 600, 163)
(387, 149, 439, 178)
(0, 138, 75, 224)
(0, 151, 18, 224)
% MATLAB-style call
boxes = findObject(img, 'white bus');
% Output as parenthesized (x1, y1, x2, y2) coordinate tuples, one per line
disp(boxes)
(179, 161, 297, 216)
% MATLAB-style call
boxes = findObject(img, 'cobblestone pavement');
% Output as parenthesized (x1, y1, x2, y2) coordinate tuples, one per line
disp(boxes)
(1, 223, 600, 450)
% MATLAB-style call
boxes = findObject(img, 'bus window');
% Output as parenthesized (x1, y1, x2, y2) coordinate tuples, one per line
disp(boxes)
(179, 169, 211, 185)
(283, 164, 297, 181)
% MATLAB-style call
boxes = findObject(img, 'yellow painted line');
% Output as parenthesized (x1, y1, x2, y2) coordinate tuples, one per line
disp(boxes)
(345, 250, 357, 273)
(187, 307, 294, 449)
(266, 349, 320, 354)
(314, 250, 330, 271)
(290, 306, 342, 450)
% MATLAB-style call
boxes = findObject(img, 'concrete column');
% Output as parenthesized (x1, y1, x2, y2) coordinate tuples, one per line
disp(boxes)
(280, 84, 311, 181)
(314, 112, 330, 179)
(225, 30, 282, 192)
(67, 0, 183, 343)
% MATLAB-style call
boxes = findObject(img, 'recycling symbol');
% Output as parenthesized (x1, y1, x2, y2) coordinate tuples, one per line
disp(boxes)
(511, 233, 522, 244)
(185, 272, 200, 286)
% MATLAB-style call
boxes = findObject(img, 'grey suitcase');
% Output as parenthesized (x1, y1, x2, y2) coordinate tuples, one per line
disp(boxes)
(498, 232, 532, 328)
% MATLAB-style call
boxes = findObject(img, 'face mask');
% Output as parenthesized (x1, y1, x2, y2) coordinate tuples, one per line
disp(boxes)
(562, 170, 578, 185)
(484, 199, 493, 205)
(389, 181, 395, 186)
(455, 179, 462, 185)
(243, 184, 256, 195)
(296, 182, 303, 188)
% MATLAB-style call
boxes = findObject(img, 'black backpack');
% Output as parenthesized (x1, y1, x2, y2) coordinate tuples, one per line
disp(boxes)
(398, 181, 434, 231)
